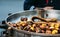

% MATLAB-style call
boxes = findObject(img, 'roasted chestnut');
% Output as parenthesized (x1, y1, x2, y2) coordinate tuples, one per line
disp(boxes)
(58, 29, 60, 34)
(39, 24, 46, 29)
(41, 30, 45, 33)
(46, 30, 51, 34)
(52, 30, 58, 34)
(32, 24, 36, 27)
(35, 27, 40, 33)
(46, 26, 49, 29)
(21, 17, 28, 21)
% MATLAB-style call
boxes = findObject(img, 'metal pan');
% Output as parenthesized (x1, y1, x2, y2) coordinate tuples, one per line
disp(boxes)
(5, 10, 37, 23)
(5, 10, 60, 36)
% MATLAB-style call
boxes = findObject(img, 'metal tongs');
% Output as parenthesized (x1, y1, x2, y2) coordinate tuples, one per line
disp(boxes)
(31, 16, 57, 22)
(35, 8, 45, 18)
(32, 8, 57, 22)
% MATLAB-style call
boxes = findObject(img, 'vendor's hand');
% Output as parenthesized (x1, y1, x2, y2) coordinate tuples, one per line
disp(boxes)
(43, 6, 53, 10)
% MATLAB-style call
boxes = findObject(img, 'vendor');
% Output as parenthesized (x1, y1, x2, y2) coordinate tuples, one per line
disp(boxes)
(23, 0, 60, 10)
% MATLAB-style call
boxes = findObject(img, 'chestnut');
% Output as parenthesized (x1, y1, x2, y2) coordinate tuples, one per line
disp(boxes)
(35, 27, 40, 33)
(46, 30, 51, 34)
(46, 26, 49, 29)
(32, 24, 36, 27)
(22, 23, 27, 26)
(30, 26, 35, 32)
(52, 30, 58, 34)
(21, 17, 28, 21)
(40, 25, 45, 29)
(55, 23, 59, 28)
(40, 30, 45, 33)
(58, 29, 60, 34)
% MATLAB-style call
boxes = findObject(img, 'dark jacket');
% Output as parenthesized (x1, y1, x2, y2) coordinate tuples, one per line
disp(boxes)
(24, 0, 47, 10)
(24, 0, 60, 10)
(53, 0, 60, 10)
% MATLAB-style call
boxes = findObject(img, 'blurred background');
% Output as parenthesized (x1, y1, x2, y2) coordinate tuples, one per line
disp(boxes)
(0, 0, 24, 37)
(0, 0, 24, 21)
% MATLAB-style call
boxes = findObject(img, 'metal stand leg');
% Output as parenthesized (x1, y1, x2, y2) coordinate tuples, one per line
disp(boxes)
(1, 31, 3, 37)
(24, 34, 25, 37)
(41, 36, 52, 37)
(26, 34, 31, 37)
